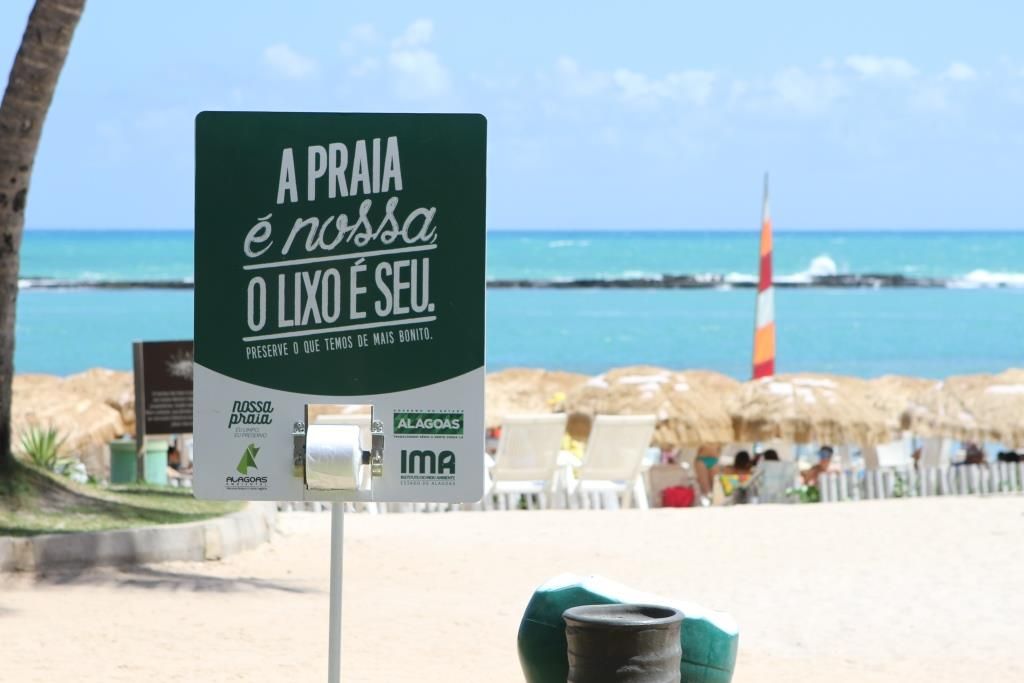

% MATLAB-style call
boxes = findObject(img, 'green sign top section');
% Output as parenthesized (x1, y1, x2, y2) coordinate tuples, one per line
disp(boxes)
(195, 112, 486, 395)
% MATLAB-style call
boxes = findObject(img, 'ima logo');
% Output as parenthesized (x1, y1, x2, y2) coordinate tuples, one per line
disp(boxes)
(400, 449, 456, 484)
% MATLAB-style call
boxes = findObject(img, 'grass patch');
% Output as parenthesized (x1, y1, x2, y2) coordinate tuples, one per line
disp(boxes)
(0, 460, 243, 537)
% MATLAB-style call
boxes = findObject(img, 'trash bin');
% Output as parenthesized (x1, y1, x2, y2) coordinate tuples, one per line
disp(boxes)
(518, 574, 739, 683)
(563, 604, 684, 682)
(109, 439, 169, 485)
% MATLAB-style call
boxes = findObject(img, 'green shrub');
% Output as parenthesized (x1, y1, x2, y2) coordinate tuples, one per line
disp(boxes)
(19, 426, 66, 470)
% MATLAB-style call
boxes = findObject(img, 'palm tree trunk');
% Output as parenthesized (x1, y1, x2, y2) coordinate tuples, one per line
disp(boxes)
(0, 0, 85, 473)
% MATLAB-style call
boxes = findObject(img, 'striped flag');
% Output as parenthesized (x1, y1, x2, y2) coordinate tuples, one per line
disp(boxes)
(752, 173, 776, 379)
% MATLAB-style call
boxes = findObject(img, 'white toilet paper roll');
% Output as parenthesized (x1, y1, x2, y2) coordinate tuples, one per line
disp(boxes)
(305, 423, 362, 490)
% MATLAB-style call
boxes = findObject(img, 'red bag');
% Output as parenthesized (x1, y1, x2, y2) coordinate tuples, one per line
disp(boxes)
(661, 486, 695, 508)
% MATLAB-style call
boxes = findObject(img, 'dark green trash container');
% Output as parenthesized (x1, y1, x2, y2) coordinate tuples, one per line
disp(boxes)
(109, 439, 169, 485)
(518, 574, 739, 683)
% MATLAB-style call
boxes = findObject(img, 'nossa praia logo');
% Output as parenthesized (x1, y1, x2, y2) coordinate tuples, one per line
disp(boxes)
(227, 444, 268, 490)
(393, 410, 463, 437)
(229, 400, 274, 428)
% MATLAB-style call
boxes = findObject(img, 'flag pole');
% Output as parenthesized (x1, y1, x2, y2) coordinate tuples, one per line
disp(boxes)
(752, 172, 776, 379)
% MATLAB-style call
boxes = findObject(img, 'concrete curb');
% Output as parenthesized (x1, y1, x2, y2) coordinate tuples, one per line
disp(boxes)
(0, 502, 276, 572)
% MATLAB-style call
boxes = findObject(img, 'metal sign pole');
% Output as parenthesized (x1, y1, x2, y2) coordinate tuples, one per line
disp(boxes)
(131, 341, 146, 483)
(327, 502, 345, 682)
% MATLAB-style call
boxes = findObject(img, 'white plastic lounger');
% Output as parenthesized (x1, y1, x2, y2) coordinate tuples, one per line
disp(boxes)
(567, 414, 657, 510)
(752, 460, 800, 504)
(487, 414, 569, 510)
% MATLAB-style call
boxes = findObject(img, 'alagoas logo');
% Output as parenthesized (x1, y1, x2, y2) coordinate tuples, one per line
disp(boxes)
(393, 410, 463, 437)
(229, 400, 274, 428)
(226, 443, 268, 490)
(236, 443, 260, 474)
(400, 449, 456, 486)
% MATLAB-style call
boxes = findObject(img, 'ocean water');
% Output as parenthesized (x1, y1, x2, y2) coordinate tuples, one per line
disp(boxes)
(14, 230, 1024, 378)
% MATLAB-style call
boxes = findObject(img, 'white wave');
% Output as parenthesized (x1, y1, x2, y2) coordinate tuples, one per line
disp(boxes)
(777, 254, 839, 284)
(948, 269, 1024, 289)
(724, 272, 756, 284)
(587, 270, 664, 281)
(620, 270, 662, 280)
(725, 255, 840, 285)
(547, 239, 591, 248)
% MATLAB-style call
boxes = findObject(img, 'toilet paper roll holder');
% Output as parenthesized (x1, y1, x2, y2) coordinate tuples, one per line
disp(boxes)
(292, 418, 386, 488)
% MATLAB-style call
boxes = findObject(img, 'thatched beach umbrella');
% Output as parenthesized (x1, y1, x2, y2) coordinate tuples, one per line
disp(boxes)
(867, 375, 937, 432)
(727, 373, 894, 446)
(967, 370, 1024, 447)
(902, 374, 984, 443)
(562, 366, 739, 449)
(485, 368, 589, 429)
(908, 370, 1024, 446)
(11, 374, 127, 459)
(62, 368, 135, 433)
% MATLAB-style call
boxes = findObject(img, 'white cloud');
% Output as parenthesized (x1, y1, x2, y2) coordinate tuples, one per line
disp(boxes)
(340, 23, 378, 56)
(611, 68, 716, 106)
(553, 58, 714, 106)
(845, 55, 917, 79)
(555, 57, 610, 96)
(264, 43, 317, 79)
(349, 57, 380, 78)
(944, 62, 977, 81)
(390, 49, 450, 98)
(393, 18, 434, 49)
(387, 20, 450, 99)
(770, 67, 845, 113)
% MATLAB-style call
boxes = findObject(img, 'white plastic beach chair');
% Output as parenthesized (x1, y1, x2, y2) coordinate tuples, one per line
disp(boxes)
(752, 460, 800, 504)
(858, 438, 918, 500)
(919, 437, 954, 468)
(487, 414, 568, 510)
(566, 414, 657, 510)
(863, 440, 913, 469)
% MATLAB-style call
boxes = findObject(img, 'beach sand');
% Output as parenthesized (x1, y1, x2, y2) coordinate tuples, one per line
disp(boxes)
(2, 496, 1022, 682)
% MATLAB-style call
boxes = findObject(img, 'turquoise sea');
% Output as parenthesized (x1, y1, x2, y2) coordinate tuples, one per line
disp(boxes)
(16, 230, 1024, 378)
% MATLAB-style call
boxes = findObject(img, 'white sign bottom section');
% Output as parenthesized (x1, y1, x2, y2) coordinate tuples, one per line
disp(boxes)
(192, 364, 485, 503)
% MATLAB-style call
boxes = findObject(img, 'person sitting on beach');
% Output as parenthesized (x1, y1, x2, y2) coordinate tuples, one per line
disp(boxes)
(964, 443, 987, 466)
(720, 450, 755, 504)
(692, 443, 721, 505)
(725, 450, 754, 476)
(801, 446, 834, 486)
(997, 450, 1021, 463)
(753, 448, 779, 467)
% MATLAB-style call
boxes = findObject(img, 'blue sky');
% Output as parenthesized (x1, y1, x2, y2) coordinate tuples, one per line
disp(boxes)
(2, 0, 1023, 230)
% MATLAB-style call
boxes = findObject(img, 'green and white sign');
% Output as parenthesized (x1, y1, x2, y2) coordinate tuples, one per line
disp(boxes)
(193, 112, 486, 503)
